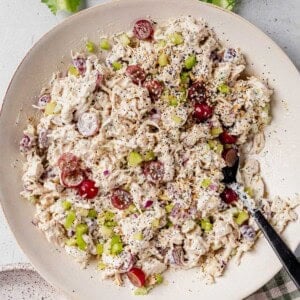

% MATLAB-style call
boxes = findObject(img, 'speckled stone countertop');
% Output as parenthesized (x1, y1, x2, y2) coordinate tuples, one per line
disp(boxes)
(0, 0, 299, 287)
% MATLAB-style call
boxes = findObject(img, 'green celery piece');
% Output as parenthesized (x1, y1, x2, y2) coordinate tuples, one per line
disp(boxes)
(111, 235, 122, 244)
(171, 114, 183, 124)
(244, 187, 254, 198)
(143, 151, 156, 162)
(169, 96, 178, 107)
(98, 261, 106, 270)
(76, 235, 87, 250)
(165, 203, 174, 213)
(87, 209, 97, 219)
(41, 0, 82, 15)
(200, 218, 213, 232)
(169, 32, 184, 45)
(112, 61, 122, 71)
(76, 223, 88, 235)
(157, 40, 167, 48)
(133, 232, 144, 241)
(96, 243, 104, 255)
(155, 274, 164, 284)
(65, 238, 76, 246)
(180, 72, 190, 84)
(210, 127, 223, 137)
(234, 210, 249, 225)
(86, 41, 95, 53)
(99, 225, 113, 239)
(68, 65, 79, 77)
(64, 210, 76, 229)
(111, 242, 123, 255)
(119, 33, 131, 46)
(158, 52, 169, 67)
(62, 200, 71, 210)
(134, 287, 149, 295)
(75, 224, 88, 251)
(128, 151, 143, 167)
(218, 83, 230, 94)
(201, 178, 211, 188)
(100, 39, 111, 50)
(184, 55, 197, 70)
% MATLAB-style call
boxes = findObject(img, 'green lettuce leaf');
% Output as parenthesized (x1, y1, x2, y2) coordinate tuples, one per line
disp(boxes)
(41, 0, 82, 15)
(201, 0, 236, 11)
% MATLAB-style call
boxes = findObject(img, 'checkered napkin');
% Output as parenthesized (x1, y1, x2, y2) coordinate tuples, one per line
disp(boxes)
(247, 266, 300, 300)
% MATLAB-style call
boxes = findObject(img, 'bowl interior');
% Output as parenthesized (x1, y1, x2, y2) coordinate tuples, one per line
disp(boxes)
(0, 0, 299, 299)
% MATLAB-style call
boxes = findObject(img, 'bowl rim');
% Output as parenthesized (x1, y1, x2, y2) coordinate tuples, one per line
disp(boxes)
(0, 0, 299, 299)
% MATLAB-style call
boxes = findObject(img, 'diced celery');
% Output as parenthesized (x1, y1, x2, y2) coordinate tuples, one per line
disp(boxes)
(218, 83, 230, 94)
(178, 89, 187, 102)
(76, 235, 87, 251)
(210, 127, 223, 137)
(125, 204, 138, 214)
(244, 187, 254, 198)
(53, 103, 62, 114)
(62, 200, 71, 210)
(207, 139, 217, 149)
(99, 225, 113, 239)
(100, 39, 111, 50)
(104, 220, 118, 228)
(171, 114, 183, 124)
(180, 72, 190, 84)
(65, 238, 76, 246)
(96, 243, 104, 255)
(45, 101, 57, 115)
(76, 224, 88, 235)
(133, 232, 143, 241)
(165, 203, 174, 213)
(75, 224, 88, 251)
(169, 96, 178, 107)
(78, 208, 89, 217)
(112, 61, 122, 71)
(201, 178, 211, 188)
(143, 151, 156, 162)
(103, 240, 112, 255)
(86, 41, 96, 53)
(169, 32, 184, 45)
(64, 211, 76, 229)
(119, 33, 131, 46)
(216, 143, 224, 154)
(184, 55, 197, 70)
(166, 219, 173, 228)
(128, 151, 143, 167)
(157, 39, 167, 48)
(68, 65, 80, 77)
(111, 235, 122, 244)
(230, 207, 239, 217)
(98, 212, 116, 227)
(158, 52, 169, 67)
(98, 261, 106, 270)
(111, 242, 123, 255)
(234, 210, 249, 225)
(200, 218, 213, 232)
(134, 287, 149, 296)
(87, 209, 97, 219)
(29, 195, 39, 204)
(151, 219, 160, 228)
(155, 274, 163, 284)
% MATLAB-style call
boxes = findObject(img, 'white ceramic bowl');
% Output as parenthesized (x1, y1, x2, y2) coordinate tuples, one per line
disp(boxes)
(0, 0, 299, 299)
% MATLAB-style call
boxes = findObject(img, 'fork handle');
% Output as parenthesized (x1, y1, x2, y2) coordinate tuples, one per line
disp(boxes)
(253, 209, 300, 289)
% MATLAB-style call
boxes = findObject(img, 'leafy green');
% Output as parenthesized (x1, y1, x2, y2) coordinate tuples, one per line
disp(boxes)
(201, 0, 236, 10)
(41, 0, 82, 15)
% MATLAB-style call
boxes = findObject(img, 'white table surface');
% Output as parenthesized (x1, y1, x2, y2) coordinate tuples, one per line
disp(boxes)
(0, 0, 299, 267)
